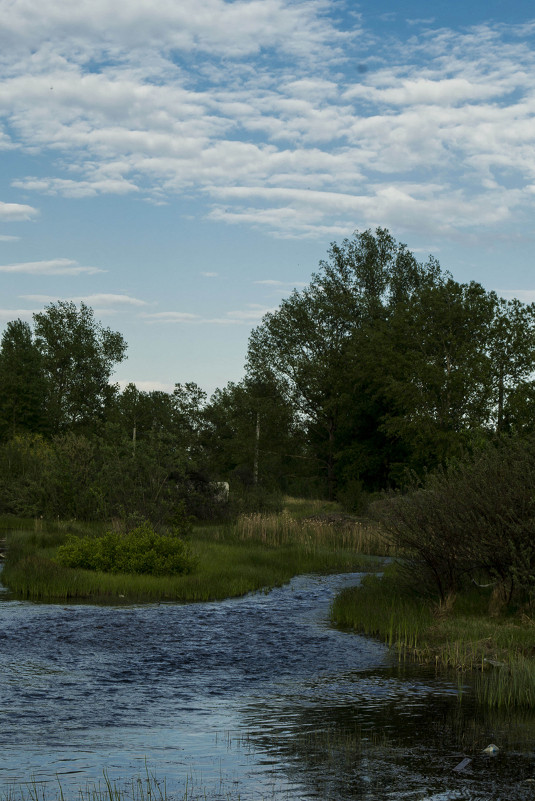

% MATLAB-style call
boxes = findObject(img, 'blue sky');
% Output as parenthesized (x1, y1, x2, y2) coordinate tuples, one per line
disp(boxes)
(1, 0, 534, 395)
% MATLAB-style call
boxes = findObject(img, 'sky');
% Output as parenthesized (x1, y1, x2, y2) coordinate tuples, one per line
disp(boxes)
(1, 0, 534, 396)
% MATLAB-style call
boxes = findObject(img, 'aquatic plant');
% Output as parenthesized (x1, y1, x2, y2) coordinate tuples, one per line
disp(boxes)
(330, 569, 433, 652)
(2, 765, 247, 801)
(475, 655, 535, 709)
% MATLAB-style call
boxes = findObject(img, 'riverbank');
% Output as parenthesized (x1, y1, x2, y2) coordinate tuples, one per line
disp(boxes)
(0, 507, 386, 602)
(330, 564, 535, 708)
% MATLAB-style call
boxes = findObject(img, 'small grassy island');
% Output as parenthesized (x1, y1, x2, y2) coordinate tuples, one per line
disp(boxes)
(0, 499, 383, 604)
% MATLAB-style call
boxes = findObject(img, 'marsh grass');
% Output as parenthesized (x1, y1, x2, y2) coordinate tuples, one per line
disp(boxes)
(290, 724, 392, 768)
(330, 564, 535, 708)
(232, 509, 391, 555)
(475, 655, 535, 708)
(2, 510, 382, 602)
(330, 569, 433, 651)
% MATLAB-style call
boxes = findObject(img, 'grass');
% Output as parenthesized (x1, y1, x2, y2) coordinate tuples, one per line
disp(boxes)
(330, 563, 535, 709)
(1, 506, 385, 603)
(330, 568, 434, 650)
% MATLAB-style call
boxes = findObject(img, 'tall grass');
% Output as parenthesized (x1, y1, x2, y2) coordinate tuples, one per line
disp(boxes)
(1, 765, 249, 801)
(330, 569, 433, 651)
(475, 655, 535, 708)
(232, 510, 391, 555)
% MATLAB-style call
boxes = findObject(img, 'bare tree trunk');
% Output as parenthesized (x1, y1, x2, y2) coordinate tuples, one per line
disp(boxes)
(327, 420, 335, 501)
(497, 362, 504, 434)
(253, 412, 260, 484)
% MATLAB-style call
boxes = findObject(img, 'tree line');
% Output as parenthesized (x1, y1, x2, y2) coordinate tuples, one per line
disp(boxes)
(1, 228, 534, 522)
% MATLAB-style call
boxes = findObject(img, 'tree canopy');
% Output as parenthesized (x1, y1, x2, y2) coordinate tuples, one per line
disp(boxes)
(0, 228, 534, 518)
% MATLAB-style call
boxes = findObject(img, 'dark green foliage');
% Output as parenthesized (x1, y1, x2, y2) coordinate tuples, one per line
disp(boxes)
(0, 431, 202, 523)
(203, 377, 303, 498)
(33, 300, 127, 433)
(371, 437, 535, 604)
(56, 521, 196, 576)
(1, 229, 535, 521)
(247, 230, 535, 496)
(247, 229, 454, 497)
(0, 320, 48, 440)
(0, 434, 52, 516)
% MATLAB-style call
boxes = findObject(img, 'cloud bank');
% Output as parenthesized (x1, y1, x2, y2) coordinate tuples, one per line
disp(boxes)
(0, 1, 534, 243)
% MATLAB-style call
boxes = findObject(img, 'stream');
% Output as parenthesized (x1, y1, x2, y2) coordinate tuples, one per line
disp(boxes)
(0, 570, 534, 800)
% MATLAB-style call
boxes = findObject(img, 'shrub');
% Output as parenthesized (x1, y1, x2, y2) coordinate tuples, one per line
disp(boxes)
(56, 521, 197, 576)
(370, 437, 535, 605)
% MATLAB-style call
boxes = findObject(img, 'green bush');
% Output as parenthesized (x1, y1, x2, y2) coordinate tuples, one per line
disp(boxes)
(56, 522, 197, 576)
(371, 436, 535, 605)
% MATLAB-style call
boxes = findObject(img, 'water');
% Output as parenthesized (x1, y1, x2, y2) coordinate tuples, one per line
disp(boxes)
(0, 571, 534, 800)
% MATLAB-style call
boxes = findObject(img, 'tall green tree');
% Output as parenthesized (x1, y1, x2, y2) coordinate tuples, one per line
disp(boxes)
(247, 228, 439, 498)
(33, 301, 127, 433)
(351, 278, 496, 479)
(0, 319, 48, 440)
(487, 296, 535, 433)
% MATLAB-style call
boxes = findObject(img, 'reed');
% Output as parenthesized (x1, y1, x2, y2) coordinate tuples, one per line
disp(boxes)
(1, 765, 244, 801)
(475, 655, 535, 709)
(232, 510, 391, 555)
(330, 570, 433, 652)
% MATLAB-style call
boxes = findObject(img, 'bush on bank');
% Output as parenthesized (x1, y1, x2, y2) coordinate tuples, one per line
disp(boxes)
(370, 436, 535, 609)
(56, 522, 197, 576)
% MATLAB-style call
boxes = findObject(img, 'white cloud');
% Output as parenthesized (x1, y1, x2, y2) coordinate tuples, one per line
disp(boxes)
(21, 293, 148, 306)
(0, 0, 347, 61)
(0, 201, 38, 221)
(201, 271, 219, 277)
(0, 8, 534, 243)
(140, 304, 275, 325)
(0, 234, 20, 241)
(254, 279, 307, 289)
(0, 308, 36, 322)
(224, 305, 275, 321)
(12, 176, 139, 198)
(141, 311, 200, 323)
(0, 258, 104, 275)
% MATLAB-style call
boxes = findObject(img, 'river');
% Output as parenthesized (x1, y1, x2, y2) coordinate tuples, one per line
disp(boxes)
(0, 571, 534, 800)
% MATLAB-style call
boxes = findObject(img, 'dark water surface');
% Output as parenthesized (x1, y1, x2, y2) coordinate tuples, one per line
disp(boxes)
(0, 571, 534, 800)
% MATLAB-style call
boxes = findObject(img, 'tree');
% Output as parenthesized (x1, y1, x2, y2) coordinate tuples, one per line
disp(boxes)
(203, 377, 302, 494)
(0, 319, 48, 440)
(247, 228, 438, 498)
(487, 296, 535, 433)
(33, 301, 127, 433)
(359, 278, 496, 475)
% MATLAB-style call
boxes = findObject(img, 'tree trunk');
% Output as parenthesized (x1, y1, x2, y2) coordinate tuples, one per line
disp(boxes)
(253, 412, 260, 485)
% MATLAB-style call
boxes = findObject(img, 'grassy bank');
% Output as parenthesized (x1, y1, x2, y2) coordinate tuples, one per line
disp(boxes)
(330, 564, 535, 708)
(1, 504, 385, 603)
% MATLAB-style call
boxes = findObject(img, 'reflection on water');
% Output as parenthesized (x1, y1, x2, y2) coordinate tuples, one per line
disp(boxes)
(0, 570, 533, 800)
(241, 665, 535, 800)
